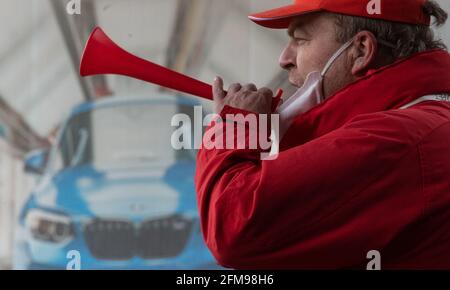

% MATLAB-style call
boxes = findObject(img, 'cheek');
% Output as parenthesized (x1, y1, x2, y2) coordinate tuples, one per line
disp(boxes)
(295, 44, 331, 80)
(292, 49, 317, 84)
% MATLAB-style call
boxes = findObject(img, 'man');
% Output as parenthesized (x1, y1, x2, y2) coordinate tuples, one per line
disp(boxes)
(195, 0, 450, 269)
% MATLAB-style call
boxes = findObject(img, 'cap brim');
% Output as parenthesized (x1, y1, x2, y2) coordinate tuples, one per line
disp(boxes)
(248, 4, 322, 29)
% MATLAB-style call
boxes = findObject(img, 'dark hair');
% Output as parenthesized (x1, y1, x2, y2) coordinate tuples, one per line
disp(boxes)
(332, 0, 448, 59)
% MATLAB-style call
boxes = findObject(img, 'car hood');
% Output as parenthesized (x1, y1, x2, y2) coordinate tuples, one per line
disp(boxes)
(33, 161, 197, 220)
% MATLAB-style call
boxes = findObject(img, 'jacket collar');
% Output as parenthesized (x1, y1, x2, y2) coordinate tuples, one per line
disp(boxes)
(281, 49, 450, 150)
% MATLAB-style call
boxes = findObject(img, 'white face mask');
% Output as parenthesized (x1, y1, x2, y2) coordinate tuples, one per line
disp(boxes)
(276, 39, 354, 139)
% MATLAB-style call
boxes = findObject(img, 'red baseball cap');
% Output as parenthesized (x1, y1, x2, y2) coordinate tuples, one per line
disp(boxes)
(249, 0, 431, 29)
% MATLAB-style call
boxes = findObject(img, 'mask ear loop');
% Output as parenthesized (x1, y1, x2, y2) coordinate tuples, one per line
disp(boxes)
(317, 39, 354, 102)
(317, 38, 394, 100)
(320, 40, 355, 77)
(320, 38, 395, 77)
(321, 38, 395, 77)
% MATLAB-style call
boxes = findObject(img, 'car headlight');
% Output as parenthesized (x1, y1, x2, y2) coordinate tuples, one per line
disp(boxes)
(25, 209, 74, 243)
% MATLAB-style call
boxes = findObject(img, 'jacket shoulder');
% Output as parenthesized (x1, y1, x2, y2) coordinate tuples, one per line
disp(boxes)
(343, 102, 450, 146)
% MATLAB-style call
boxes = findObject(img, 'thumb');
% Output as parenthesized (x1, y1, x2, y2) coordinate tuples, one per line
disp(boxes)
(213, 76, 226, 102)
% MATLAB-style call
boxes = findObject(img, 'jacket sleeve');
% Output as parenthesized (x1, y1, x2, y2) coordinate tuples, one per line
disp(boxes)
(195, 107, 423, 269)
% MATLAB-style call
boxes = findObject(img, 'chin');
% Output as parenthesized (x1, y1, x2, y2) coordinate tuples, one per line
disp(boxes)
(288, 77, 301, 88)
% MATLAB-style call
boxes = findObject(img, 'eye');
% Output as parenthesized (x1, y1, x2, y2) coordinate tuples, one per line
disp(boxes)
(294, 38, 308, 45)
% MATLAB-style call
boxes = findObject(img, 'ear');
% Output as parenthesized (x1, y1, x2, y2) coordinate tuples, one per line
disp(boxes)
(349, 31, 378, 76)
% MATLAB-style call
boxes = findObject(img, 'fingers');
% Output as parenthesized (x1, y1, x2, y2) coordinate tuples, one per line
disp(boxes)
(258, 87, 274, 98)
(242, 83, 257, 91)
(214, 79, 275, 114)
(228, 83, 242, 94)
(213, 76, 226, 102)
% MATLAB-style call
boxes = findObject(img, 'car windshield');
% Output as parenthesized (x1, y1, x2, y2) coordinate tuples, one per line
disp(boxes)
(51, 101, 196, 171)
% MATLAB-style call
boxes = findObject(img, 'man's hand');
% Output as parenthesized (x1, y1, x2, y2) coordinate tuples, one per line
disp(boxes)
(213, 76, 274, 114)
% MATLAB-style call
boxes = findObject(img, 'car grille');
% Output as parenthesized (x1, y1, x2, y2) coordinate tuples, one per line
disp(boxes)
(83, 215, 194, 260)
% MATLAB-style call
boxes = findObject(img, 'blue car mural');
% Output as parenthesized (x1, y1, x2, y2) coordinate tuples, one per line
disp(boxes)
(13, 95, 220, 270)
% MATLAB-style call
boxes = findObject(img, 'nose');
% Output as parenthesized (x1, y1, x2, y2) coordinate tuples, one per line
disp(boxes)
(279, 42, 296, 70)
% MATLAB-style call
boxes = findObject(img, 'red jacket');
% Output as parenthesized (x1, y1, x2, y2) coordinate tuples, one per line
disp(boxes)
(195, 50, 450, 269)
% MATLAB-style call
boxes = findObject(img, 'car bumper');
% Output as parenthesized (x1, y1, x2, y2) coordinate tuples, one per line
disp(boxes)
(14, 226, 222, 270)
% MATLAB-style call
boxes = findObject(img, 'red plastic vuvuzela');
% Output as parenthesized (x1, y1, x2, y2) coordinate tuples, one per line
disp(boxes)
(80, 27, 214, 100)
